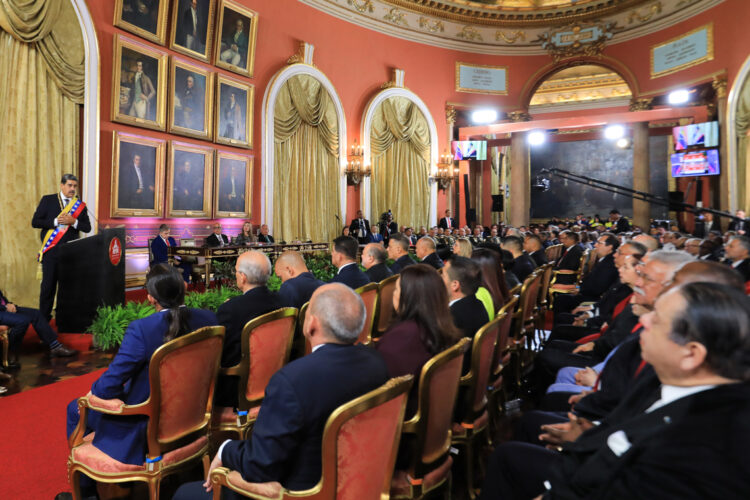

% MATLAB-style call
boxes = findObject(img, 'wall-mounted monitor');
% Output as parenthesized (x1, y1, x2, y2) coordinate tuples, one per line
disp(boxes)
(671, 149, 720, 177)
(452, 140, 487, 161)
(672, 121, 719, 151)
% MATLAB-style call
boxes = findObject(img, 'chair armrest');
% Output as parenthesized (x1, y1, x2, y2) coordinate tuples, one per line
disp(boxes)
(221, 365, 242, 377)
(459, 372, 474, 385)
(210, 467, 283, 500)
(552, 270, 577, 275)
(78, 394, 152, 417)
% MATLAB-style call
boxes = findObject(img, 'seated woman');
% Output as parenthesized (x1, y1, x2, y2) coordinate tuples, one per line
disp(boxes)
(471, 248, 511, 318)
(235, 221, 257, 245)
(64, 265, 217, 496)
(452, 237, 473, 258)
(341, 226, 350, 237)
(150, 224, 192, 283)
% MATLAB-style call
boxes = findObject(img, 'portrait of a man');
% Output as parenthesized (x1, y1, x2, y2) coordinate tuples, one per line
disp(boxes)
(172, 151, 205, 212)
(172, 0, 214, 60)
(118, 0, 164, 38)
(217, 158, 246, 214)
(174, 68, 206, 131)
(118, 143, 157, 210)
(214, 1, 257, 76)
(220, 87, 244, 141)
(118, 47, 161, 123)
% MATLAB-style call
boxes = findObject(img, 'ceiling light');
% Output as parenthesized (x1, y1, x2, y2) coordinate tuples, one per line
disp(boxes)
(604, 124, 625, 140)
(527, 130, 546, 146)
(471, 109, 498, 124)
(668, 89, 690, 105)
(616, 137, 631, 149)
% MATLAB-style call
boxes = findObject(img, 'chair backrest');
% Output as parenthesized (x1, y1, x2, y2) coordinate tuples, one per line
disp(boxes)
(239, 308, 298, 409)
(492, 297, 518, 375)
(463, 315, 503, 415)
(376, 274, 399, 335)
(311, 376, 413, 500)
(537, 264, 554, 308)
(146, 325, 225, 456)
(576, 249, 592, 284)
(147, 238, 155, 263)
(354, 282, 379, 346)
(514, 272, 542, 340)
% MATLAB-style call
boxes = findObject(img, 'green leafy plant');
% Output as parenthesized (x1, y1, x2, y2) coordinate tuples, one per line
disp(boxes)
(267, 273, 281, 292)
(185, 287, 242, 311)
(304, 253, 337, 282)
(89, 301, 156, 351)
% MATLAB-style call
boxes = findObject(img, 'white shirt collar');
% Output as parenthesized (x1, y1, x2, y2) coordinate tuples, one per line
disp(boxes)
(338, 262, 356, 273)
(645, 384, 716, 413)
(732, 259, 746, 268)
(312, 344, 327, 353)
(449, 297, 461, 307)
(60, 191, 71, 203)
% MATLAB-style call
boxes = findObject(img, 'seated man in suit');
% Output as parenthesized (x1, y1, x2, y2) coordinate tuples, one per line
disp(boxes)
(608, 208, 631, 233)
(173, 283, 389, 500)
(501, 235, 536, 282)
(724, 235, 750, 281)
(214, 251, 285, 407)
(727, 209, 748, 234)
(257, 223, 275, 243)
(468, 225, 485, 246)
(415, 236, 443, 269)
(554, 230, 585, 285)
(205, 223, 229, 247)
(403, 227, 417, 246)
(388, 233, 415, 274)
(481, 281, 750, 500)
(275, 250, 325, 309)
(329, 236, 370, 289)
(150, 224, 192, 283)
(361, 243, 393, 283)
(524, 234, 548, 267)
(443, 256, 489, 342)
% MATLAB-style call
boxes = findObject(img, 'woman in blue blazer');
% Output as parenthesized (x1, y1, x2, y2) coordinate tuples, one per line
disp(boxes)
(65, 264, 217, 494)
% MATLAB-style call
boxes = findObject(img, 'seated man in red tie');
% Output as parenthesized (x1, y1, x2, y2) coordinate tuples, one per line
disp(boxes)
(150, 224, 192, 283)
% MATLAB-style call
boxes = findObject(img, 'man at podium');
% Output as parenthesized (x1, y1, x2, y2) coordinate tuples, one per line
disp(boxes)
(31, 174, 92, 322)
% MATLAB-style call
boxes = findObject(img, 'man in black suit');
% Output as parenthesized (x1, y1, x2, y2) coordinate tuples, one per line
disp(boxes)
(361, 243, 393, 283)
(219, 165, 245, 213)
(205, 223, 230, 247)
(349, 209, 371, 245)
(174, 283, 389, 500)
(724, 235, 750, 281)
(31, 174, 92, 322)
(274, 250, 325, 309)
(177, 0, 206, 52)
(438, 209, 456, 231)
(609, 208, 631, 233)
(329, 236, 370, 289)
(387, 233, 414, 274)
(481, 282, 750, 500)
(443, 256, 489, 341)
(554, 230, 585, 285)
(501, 236, 536, 282)
(118, 153, 155, 209)
(214, 251, 285, 407)
(524, 234, 548, 267)
(727, 209, 748, 234)
(415, 237, 443, 269)
(257, 224, 275, 244)
(403, 227, 418, 246)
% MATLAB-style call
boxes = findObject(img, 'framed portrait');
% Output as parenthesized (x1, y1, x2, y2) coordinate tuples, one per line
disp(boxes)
(112, 35, 168, 131)
(214, 150, 252, 218)
(167, 141, 213, 218)
(214, 74, 253, 148)
(168, 57, 213, 140)
(169, 0, 216, 62)
(213, 0, 258, 77)
(114, 0, 169, 45)
(111, 132, 166, 217)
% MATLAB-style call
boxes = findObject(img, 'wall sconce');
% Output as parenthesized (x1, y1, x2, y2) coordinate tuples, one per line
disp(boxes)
(345, 139, 370, 185)
(431, 151, 458, 191)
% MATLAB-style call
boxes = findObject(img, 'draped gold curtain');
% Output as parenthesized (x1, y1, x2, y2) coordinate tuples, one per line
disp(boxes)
(735, 74, 750, 212)
(0, 0, 82, 306)
(273, 74, 341, 243)
(370, 96, 430, 229)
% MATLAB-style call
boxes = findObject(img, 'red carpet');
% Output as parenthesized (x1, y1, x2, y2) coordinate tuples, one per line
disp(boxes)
(0, 369, 105, 499)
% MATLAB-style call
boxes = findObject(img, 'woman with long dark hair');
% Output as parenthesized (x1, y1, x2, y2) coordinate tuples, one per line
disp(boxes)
(471, 247, 510, 317)
(235, 221, 257, 245)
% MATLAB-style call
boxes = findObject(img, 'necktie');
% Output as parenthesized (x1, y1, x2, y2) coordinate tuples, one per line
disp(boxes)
(447, 218, 451, 228)
(359, 219, 364, 238)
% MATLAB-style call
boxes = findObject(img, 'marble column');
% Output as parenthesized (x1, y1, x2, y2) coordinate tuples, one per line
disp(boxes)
(713, 77, 729, 212)
(632, 121, 650, 230)
(510, 131, 529, 227)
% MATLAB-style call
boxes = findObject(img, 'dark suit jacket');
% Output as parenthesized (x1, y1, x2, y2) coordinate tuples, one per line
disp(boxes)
(530, 249, 548, 267)
(579, 254, 618, 300)
(555, 244, 584, 285)
(119, 163, 155, 209)
(728, 218, 749, 233)
(512, 253, 536, 282)
(221, 343, 388, 490)
(88, 308, 217, 464)
(390, 254, 415, 274)
(150, 236, 175, 265)
(258, 234, 275, 244)
(330, 263, 370, 290)
(215, 287, 285, 407)
(731, 258, 750, 281)
(278, 272, 324, 309)
(178, 3, 206, 46)
(438, 217, 456, 230)
(31, 194, 92, 243)
(611, 217, 631, 233)
(349, 218, 371, 241)
(366, 262, 393, 283)
(450, 295, 490, 340)
(421, 252, 444, 270)
(205, 233, 229, 247)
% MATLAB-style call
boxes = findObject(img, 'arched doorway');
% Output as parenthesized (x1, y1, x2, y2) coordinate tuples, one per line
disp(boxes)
(728, 54, 750, 212)
(529, 64, 633, 112)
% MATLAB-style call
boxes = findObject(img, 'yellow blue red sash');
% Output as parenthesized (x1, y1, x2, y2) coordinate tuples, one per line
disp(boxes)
(37, 197, 86, 263)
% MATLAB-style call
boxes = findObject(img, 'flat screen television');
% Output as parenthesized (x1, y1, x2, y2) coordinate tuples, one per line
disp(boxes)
(670, 149, 720, 177)
(672, 121, 719, 151)
(452, 140, 487, 161)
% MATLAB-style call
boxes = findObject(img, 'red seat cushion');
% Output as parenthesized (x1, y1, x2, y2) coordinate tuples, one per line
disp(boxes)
(451, 410, 489, 437)
(390, 456, 453, 498)
(211, 406, 260, 426)
(71, 435, 208, 472)
(225, 471, 283, 498)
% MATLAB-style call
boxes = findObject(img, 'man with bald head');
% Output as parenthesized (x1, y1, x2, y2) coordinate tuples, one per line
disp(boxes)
(415, 236, 443, 269)
(214, 250, 285, 407)
(361, 243, 393, 283)
(275, 250, 325, 308)
(174, 284, 388, 499)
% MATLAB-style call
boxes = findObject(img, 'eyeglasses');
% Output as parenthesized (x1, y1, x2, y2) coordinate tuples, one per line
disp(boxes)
(635, 267, 673, 287)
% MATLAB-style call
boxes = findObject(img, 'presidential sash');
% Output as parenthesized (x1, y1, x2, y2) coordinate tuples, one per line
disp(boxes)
(37, 197, 86, 263)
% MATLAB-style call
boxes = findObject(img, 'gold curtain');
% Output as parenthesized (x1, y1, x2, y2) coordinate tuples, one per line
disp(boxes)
(273, 74, 341, 243)
(0, 30, 80, 306)
(735, 74, 750, 212)
(370, 96, 430, 229)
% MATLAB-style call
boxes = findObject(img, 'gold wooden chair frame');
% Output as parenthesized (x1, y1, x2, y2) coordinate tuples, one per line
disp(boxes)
(510, 272, 543, 388)
(213, 308, 298, 440)
(375, 274, 399, 339)
(354, 282, 380, 346)
(548, 249, 590, 310)
(0, 325, 9, 369)
(544, 243, 563, 263)
(292, 301, 310, 359)
(533, 264, 555, 350)
(67, 325, 225, 500)
(209, 375, 415, 500)
(487, 296, 518, 435)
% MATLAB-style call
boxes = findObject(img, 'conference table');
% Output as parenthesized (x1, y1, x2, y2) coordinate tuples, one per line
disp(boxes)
(168, 242, 330, 288)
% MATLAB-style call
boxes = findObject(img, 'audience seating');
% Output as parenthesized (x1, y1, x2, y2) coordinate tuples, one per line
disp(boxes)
(208, 375, 414, 500)
(212, 308, 298, 439)
(390, 337, 471, 499)
(0, 325, 8, 369)
(487, 297, 518, 436)
(533, 264, 555, 348)
(67, 325, 225, 500)
(354, 282, 380, 346)
(294, 301, 311, 358)
(544, 244, 563, 263)
(375, 274, 399, 338)
(510, 271, 543, 389)
(548, 248, 590, 309)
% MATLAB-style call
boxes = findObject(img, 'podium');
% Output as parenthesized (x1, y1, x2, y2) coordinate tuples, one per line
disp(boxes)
(55, 228, 126, 333)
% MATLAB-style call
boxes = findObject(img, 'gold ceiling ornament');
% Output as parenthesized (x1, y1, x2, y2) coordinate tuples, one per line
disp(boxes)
(496, 30, 526, 44)
(347, 0, 374, 14)
(381, 68, 406, 90)
(508, 110, 531, 122)
(384, 8, 409, 26)
(419, 17, 444, 33)
(712, 75, 727, 99)
(286, 41, 316, 66)
(628, 1, 662, 24)
(456, 25, 483, 42)
(629, 97, 653, 111)
(537, 22, 619, 62)
(445, 105, 456, 125)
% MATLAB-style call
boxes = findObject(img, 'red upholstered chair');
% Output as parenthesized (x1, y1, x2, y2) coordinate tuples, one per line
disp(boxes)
(533, 264, 555, 348)
(487, 297, 518, 436)
(548, 249, 590, 309)
(209, 375, 414, 500)
(375, 274, 399, 338)
(67, 325, 225, 500)
(354, 282, 379, 346)
(452, 315, 504, 499)
(391, 337, 471, 499)
(212, 308, 298, 440)
(0, 325, 9, 369)
(510, 271, 543, 389)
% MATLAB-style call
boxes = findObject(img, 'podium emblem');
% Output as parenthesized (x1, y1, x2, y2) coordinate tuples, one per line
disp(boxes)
(109, 238, 123, 266)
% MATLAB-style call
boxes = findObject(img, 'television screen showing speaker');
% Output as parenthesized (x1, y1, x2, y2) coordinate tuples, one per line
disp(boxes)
(671, 149, 720, 177)
(452, 140, 487, 160)
(672, 121, 719, 151)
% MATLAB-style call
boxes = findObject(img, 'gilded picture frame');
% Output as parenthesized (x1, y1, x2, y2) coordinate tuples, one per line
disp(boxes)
(112, 35, 168, 131)
(214, 74, 254, 149)
(114, 0, 169, 45)
(111, 132, 166, 218)
(213, 0, 259, 78)
(214, 150, 252, 218)
(169, 0, 217, 63)
(167, 141, 214, 218)
(168, 57, 214, 140)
